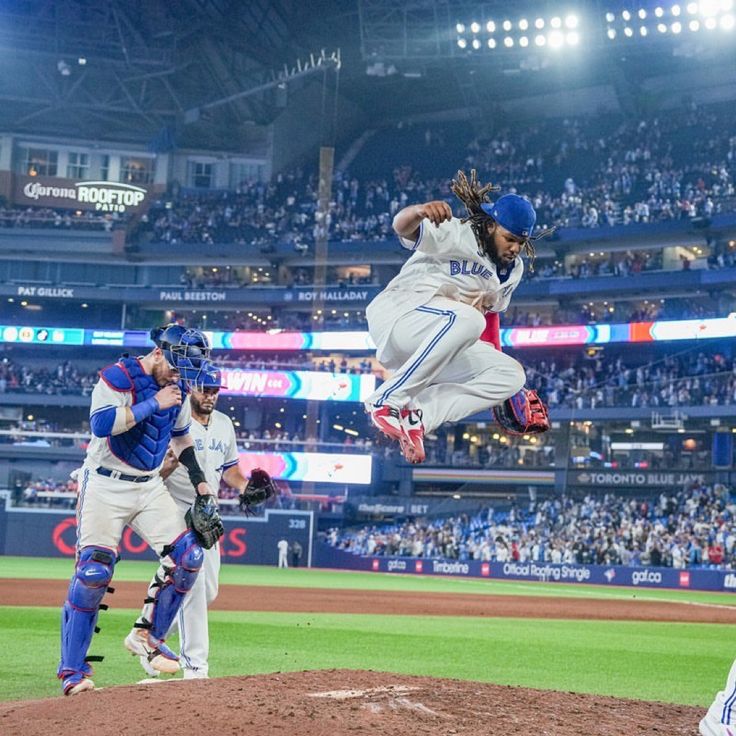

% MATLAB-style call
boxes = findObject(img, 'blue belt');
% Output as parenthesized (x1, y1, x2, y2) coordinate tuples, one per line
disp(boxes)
(96, 466, 153, 483)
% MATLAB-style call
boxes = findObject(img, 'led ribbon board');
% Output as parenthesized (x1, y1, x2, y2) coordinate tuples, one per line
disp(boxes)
(3, 316, 736, 350)
(237, 451, 372, 485)
(220, 368, 375, 402)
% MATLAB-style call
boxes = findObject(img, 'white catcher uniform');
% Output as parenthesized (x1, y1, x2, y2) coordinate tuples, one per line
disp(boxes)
(78, 377, 192, 552)
(165, 408, 239, 677)
(366, 217, 526, 433)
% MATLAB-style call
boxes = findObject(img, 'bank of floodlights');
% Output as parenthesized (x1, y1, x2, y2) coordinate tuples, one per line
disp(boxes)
(604, 0, 734, 40)
(455, 12, 581, 51)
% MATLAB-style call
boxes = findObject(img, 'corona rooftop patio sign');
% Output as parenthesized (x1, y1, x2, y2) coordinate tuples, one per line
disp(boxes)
(16, 176, 148, 213)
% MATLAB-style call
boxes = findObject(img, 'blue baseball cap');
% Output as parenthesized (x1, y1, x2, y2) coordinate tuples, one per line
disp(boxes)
(195, 361, 223, 390)
(480, 194, 537, 239)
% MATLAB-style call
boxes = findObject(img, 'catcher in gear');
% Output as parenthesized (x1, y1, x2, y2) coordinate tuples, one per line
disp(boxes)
(131, 362, 277, 680)
(364, 169, 551, 463)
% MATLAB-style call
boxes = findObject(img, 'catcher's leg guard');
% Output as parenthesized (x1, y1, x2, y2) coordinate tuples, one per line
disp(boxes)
(132, 530, 203, 663)
(58, 546, 115, 694)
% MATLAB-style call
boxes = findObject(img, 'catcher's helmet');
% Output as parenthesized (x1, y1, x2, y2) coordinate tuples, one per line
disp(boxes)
(481, 194, 537, 239)
(193, 361, 224, 391)
(150, 324, 211, 384)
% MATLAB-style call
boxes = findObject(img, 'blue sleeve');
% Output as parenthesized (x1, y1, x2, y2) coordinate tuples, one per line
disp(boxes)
(90, 406, 117, 437)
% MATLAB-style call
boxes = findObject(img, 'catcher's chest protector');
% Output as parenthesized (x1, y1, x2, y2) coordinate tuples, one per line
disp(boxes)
(102, 357, 183, 471)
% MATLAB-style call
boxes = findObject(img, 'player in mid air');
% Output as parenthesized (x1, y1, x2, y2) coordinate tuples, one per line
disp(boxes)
(57, 325, 224, 695)
(133, 362, 276, 680)
(364, 170, 550, 463)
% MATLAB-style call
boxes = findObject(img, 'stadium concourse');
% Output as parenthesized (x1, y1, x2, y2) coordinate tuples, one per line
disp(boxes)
(2, 0, 736, 733)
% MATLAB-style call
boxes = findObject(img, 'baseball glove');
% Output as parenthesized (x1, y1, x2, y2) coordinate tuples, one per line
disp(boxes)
(493, 387, 550, 435)
(240, 468, 278, 514)
(185, 494, 224, 549)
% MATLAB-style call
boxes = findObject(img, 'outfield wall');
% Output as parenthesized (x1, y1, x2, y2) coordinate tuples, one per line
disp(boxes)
(0, 495, 313, 567)
(316, 544, 736, 593)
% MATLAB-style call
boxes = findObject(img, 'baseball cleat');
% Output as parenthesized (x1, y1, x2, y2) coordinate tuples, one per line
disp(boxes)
(138, 655, 159, 678)
(124, 629, 180, 674)
(366, 403, 404, 441)
(61, 672, 95, 696)
(183, 668, 209, 680)
(399, 408, 425, 464)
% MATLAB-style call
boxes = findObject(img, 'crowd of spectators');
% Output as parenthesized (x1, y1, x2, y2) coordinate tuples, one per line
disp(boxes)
(0, 359, 96, 396)
(0, 206, 119, 231)
(329, 483, 735, 569)
(137, 101, 736, 250)
(525, 349, 736, 410)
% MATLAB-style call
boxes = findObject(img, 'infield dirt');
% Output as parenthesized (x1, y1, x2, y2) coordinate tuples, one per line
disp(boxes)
(0, 668, 705, 735)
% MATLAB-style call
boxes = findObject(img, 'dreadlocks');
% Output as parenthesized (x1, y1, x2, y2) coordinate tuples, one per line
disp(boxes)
(450, 169, 556, 271)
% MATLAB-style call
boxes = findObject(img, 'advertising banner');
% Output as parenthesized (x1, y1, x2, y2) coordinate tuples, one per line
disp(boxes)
(15, 176, 148, 213)
(315, 544, 735, 592)
(0, 500, 313, 566)
(3, 315, 736, 351)
(237, 451, 372, 485)
(569, 470, 712, 489)
(221, 368, 375, 402)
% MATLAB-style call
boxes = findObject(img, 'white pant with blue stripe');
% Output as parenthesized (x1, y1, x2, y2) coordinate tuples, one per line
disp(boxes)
(706, 657, 736, 728)
(164, 496, 220, 677)
(367, 296, 526, 433)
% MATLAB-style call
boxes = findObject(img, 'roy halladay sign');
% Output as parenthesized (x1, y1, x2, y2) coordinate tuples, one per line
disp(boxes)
(16, 176, 147, 213)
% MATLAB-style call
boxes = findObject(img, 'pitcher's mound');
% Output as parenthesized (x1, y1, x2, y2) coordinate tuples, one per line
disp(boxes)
(0, 669, 702, 735)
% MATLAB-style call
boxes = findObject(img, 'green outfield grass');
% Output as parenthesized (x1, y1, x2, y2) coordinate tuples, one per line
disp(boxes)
(1, 555, 735, 607)
(0, 605, 732, 705)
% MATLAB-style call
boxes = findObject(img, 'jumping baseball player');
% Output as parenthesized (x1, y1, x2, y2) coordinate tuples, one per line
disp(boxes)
(365, 170, 549, 463)
(133, 363, 277, 680)
(57, 325, 225, 696)
(700, 664, 736, 736)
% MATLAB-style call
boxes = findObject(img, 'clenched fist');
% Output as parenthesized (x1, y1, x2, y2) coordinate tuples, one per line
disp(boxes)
(416, 201, 452, 226)
(155, 383, 182, 410)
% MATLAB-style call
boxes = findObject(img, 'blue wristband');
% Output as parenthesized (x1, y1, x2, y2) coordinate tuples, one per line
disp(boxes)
(131, 396, 159, 424)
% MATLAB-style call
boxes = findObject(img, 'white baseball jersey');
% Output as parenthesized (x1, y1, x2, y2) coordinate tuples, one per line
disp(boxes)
(165, 408, 239, 505)
(368, 217, 522, 357)
(86, 379, 191, 476)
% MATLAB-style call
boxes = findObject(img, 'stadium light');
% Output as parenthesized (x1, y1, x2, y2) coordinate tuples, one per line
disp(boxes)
(565, 14, 579, 28)
(504, 35, 514, 46)
(488, 38, 497, 47)
(535, 17, 545, 28)
(519, 18, 529, 30)
(472, 38, 481, 48)
(622, 9, 631, 20)
(536, 33, 547, 44)
(640, 25, 648, 34)
(624, 25, 634, 35)
(690, 18, 701, 28)
(705, 15, 717, 26)
(549, 29, 564, 46)
(567, 31, 580, 44)
(687, 1, 698, 11)
(639, 8, 648, 18)
(470, 21, 481, 33)
(672, 4, 682, 15)
(503, 19, 512, 30)
(655, 6, 665, 16)
(722, 12, 735, 27)
(519, 35, 528, 46)
(456, 23, 465, 33)
(457, 38, 467, 48)
(607, 27, 616, 37)
(486, 20, 495, 32)
(658, 21, 668, 30)
(672, 20, 682, 31)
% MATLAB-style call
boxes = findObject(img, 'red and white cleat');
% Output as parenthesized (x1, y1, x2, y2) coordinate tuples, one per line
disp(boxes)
(400, 408, 425, 464)
(366, 403, 404, 441)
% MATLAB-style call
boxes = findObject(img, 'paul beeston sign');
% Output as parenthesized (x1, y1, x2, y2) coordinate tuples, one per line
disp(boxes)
(21, 180, 147, 213)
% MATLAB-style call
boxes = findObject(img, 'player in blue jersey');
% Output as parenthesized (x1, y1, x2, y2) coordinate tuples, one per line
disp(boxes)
(57, 325, 224, 695)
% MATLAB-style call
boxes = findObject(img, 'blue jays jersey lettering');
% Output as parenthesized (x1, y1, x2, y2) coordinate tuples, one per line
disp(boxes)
(449, 259, 493, 280)
(166, 409, 239, 506)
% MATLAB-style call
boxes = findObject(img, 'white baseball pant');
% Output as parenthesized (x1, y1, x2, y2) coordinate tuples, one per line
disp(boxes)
(76, 464, 187, 552)
(163, 497, 220, 678)
(366, 296, 525, 433)
(705, 658, 736, 730)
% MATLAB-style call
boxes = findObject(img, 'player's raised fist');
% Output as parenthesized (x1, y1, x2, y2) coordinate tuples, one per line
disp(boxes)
(416, 200, 452, 226)
(155, 383, 182, 409)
